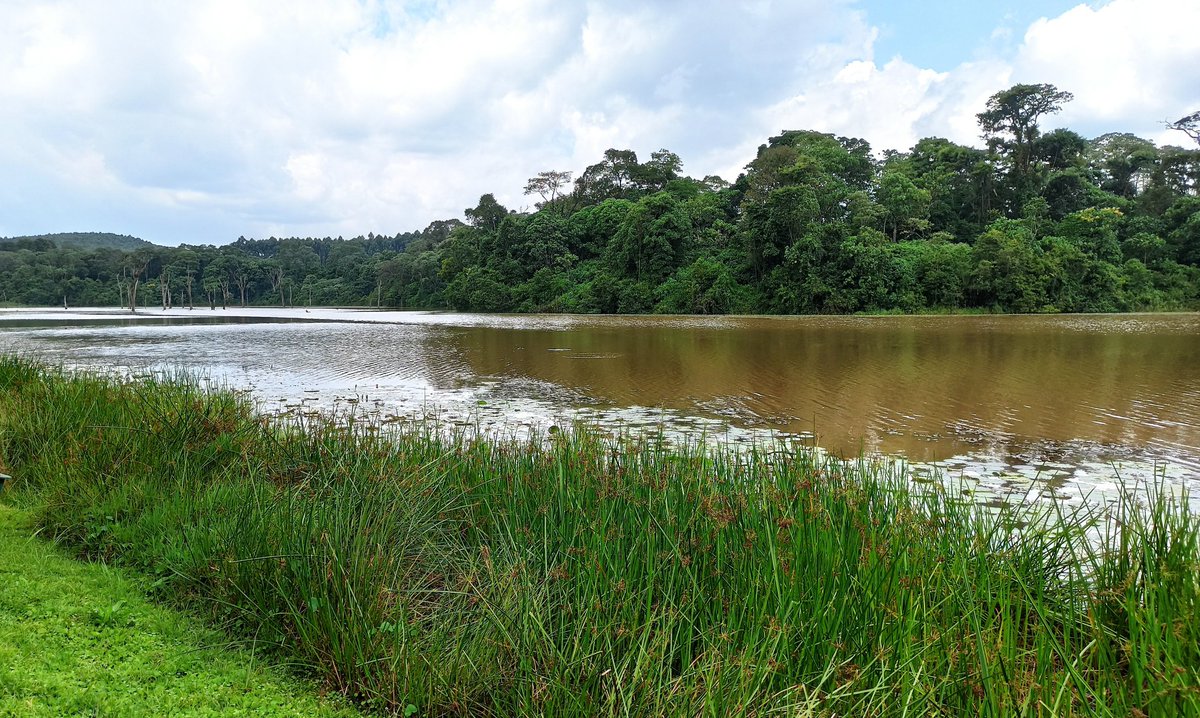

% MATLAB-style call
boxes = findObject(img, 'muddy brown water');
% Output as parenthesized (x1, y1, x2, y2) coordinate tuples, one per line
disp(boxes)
(3, 309, 1198, 502)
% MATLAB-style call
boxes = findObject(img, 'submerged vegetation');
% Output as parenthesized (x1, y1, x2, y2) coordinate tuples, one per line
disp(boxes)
(1, 355, 1198, 716)
(2, 84, 1199, 314)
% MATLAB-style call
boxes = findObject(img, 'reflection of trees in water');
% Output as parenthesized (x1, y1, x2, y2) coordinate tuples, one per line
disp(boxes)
(450, 315, 1200, 461)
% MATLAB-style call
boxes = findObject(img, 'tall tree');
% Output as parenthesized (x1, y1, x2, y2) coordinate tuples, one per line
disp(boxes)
(122, 251, 152, 313)
(1167, 110, 1200, 147)
(977, 83, 1074, 207)
(634, 149, 683, 193)
(173, 248, 199, 309)
(1088, 133, 1158, 198)
(524, 170, 573, 209)
(878, 171, 931, 241)
(464, 194, 508, 232)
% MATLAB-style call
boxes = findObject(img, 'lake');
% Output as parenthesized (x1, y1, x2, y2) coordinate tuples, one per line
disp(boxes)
(2, 307, 1198, 506)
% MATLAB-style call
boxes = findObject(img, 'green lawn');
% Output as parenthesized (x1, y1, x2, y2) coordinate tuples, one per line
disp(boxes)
(0, 504, 361, 718)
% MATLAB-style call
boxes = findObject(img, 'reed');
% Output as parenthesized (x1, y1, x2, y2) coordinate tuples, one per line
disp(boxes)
(0, 355, 1196, 716)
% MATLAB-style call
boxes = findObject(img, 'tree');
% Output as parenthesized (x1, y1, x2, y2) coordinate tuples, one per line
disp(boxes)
(567, 199, 634, 260)
(523, 170, 573, 209)
(607, 192, 692, 284)
(970, 219, 1051, 311)
(1164, 197, 1200, 265)
(202, 275, 220, 309)
(514, 212, 574, 276)
(172, 249, 199, 309)
(444, 266, 513, 311)
(1088, 133, 1158, 198)
(156, 262, 172, 309)
(464, 194, 508, 232)
(1155, 146, 1200, 197)
(878, 171, 931, 241)
(1057, 207, 1124, 265)
(264, 260, 286, 307)
(977, 83, 1074, 205)
(755, 130, 874, 193)
(634, 149, 683, 193)
(1167, 110, 1200, 147)
(277, 242, 320, 305)
(122, 252, 152, 312)
(225, 253, 259, 307)
(573, 149, 641, 204)
(901, 137, 990, 239)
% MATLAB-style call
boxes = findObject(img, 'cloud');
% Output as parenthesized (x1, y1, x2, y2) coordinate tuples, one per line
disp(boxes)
(0, 0, 872, 241)
(1011, 0, 1200, 145)
(0, 0, 1196, 243)
(753, 56, 1007, 166)
(749, 0, 1198, 173)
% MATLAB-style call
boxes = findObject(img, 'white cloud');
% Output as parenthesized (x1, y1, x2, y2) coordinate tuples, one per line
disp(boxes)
(1011, 0, 1200, 145)
(750, 0, 1198, 172)
(0, 0, 1196, 243)
(754, 57, 1006, 162)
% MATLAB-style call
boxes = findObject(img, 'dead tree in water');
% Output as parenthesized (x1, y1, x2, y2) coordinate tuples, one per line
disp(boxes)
(124, 256, 151, 313)
(158, 265, 172, 310)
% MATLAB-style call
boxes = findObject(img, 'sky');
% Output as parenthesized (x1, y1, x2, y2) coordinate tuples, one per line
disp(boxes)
(1, 0, 1197, 246)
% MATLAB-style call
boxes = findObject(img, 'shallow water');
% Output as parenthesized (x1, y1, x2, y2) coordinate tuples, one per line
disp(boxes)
(3, 307, 1198, 506)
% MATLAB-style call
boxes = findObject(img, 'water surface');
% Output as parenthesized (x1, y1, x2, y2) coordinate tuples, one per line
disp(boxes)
(3, 308, 1198, 504)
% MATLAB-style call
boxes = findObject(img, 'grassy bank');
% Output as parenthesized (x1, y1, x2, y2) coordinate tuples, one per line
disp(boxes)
(0, 505, 360, 717)
(0, 357, 1197, 716)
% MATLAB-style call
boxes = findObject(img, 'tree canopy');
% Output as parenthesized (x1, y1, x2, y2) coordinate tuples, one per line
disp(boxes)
(2, 84, 1198, 315)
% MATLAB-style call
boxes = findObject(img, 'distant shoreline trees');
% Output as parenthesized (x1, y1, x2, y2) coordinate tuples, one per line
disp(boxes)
(2, 85, 1198, 314)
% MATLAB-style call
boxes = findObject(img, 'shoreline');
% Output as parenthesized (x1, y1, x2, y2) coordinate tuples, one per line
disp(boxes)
(3, 303, 1200, 319)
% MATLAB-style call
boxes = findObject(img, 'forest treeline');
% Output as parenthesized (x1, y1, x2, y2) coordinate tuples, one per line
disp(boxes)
(0, 232, 154, 252)
(3, 84, 1198, 314)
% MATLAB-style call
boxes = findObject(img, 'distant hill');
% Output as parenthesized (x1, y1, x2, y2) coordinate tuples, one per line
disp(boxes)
(0, 232, 157, 251)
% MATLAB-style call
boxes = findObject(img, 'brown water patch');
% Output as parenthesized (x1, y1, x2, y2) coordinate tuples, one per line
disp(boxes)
(449, 313, 1200, 464)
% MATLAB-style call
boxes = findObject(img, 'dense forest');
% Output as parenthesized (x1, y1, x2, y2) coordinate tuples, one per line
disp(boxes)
(3, 85, 1198, 314)
(0, 232, 156, 252)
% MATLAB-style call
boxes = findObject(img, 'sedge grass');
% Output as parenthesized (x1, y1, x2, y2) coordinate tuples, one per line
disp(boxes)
(0, 355, 1197, 716)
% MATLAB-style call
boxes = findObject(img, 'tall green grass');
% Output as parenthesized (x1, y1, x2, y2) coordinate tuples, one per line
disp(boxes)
(0, 355, 1197, 716)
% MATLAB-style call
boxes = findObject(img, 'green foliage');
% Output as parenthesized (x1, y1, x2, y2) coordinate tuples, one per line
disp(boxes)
(977, 83, 1075, 208)
(971, 219, 1051, 311)
(444, 266, 513, 311)
(0, 505, 360, 717)
(3, 360, 1200, 715)
(0, 232, 156, 251)
(654, 257, 751, 314)
(568, 199, 634, 260)
(1, 84, 1198, 315)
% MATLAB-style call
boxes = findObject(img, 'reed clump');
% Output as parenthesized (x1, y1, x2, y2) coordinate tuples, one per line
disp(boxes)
(0, 355, 1197, 717)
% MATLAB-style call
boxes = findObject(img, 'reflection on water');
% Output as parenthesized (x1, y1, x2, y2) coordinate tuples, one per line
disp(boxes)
(2, 308, 1198, 505)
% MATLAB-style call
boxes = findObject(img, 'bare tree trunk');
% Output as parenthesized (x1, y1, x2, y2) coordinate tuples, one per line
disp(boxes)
(238, 278, 247, 307)
(126, 259, 149, 313)
(270, 268, 286, 307)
